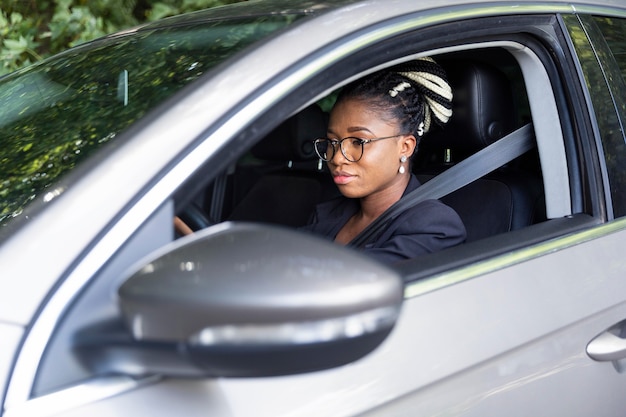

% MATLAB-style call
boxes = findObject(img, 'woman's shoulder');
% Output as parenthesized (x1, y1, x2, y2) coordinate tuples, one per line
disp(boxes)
(366, 198, 467, 263)
(394, 198, 466, 239)
(404, 198, 461, 219)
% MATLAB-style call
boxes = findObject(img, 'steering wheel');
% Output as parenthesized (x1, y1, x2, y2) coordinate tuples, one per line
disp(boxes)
(178, 203, 213, 232)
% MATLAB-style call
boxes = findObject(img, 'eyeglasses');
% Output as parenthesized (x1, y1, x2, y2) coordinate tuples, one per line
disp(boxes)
(313, 134, 404, 162)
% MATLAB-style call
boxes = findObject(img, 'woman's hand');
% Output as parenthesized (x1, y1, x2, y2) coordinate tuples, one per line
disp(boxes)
(174, 216, 193, 236)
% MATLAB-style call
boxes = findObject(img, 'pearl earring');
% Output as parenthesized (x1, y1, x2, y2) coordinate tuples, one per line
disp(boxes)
(399, 155, 407, 174)
(417, 122, 425, 137)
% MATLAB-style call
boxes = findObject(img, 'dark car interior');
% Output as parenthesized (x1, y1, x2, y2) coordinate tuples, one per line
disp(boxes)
(177, 48, 547, 254)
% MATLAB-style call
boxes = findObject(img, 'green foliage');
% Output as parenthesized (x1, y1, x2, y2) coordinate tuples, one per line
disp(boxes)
(0, 0, 246, 76)
(0, 9, 296, 225)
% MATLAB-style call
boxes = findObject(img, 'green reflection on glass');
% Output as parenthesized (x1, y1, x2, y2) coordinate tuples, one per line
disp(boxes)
(0, 14, 301, 227)
(564, 14, 626, 218)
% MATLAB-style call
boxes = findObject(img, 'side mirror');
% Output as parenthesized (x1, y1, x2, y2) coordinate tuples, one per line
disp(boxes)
(77, 222, 404, 378)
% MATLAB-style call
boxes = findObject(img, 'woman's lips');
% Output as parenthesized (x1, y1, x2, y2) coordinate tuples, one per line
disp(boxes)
(332, 172, 355, 185)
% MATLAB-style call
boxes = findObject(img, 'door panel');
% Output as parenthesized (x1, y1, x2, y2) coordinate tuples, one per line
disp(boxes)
(360, 223, 626, 416)
(24, 223, 626, 417)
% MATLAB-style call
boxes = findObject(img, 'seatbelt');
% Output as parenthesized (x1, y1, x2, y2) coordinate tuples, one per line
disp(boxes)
(209, 164, 235, 223)
(348, 123, 535, 248)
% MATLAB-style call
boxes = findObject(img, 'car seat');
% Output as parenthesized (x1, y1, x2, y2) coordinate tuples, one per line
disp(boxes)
(226, 104, 337, 227)
(414, 59, 545, 242)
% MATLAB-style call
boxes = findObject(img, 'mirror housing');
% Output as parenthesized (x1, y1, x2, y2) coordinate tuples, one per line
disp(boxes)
(78, 222, 404, 377)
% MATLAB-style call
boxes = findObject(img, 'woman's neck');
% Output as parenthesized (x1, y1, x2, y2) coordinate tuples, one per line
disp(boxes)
(358, 174, 410, 221)
(334, 175, 410, 245)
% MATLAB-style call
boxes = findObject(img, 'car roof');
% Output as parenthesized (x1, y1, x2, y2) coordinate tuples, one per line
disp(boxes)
(123, 0, 626, 34)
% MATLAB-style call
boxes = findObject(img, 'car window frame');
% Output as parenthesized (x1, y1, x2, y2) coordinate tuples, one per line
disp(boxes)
(565, 13, 626, 220)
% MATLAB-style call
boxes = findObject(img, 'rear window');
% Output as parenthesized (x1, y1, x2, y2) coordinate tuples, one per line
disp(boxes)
(594, 17, 626, 80)
(592, 16, 626, 217)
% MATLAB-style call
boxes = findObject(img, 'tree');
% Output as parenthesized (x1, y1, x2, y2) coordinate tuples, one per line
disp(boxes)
(0, 0, 246, 75)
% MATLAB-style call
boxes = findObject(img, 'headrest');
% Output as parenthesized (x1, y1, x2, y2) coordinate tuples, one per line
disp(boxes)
(252, 104, 328, 162)
(421, 60, 516, 158)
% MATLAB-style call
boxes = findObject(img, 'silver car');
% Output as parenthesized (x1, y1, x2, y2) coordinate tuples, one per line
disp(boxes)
(2, 0, 626, 416)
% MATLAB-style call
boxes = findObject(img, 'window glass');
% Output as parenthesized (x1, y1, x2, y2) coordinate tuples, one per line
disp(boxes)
(592, 17, 626, 217)
(594, 17, 626, 80)
(0, 13, 303, 227)
(565, 15, 626, 218)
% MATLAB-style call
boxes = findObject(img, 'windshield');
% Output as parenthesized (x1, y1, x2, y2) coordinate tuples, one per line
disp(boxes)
(0, 12, 305, 227)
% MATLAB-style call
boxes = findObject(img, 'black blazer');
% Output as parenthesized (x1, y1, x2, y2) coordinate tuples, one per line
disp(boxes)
(301, 175, 467, 264)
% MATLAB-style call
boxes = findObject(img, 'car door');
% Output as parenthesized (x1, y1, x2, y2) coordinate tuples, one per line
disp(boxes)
(5, 3, 626, 417)
(362, 11, 626, 417)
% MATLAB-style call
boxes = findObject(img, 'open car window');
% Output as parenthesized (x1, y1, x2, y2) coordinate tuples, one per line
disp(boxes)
(179, 45, 556, 248)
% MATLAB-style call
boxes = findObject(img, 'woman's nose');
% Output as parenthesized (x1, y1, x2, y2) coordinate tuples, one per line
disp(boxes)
(329, 143, 348, 164)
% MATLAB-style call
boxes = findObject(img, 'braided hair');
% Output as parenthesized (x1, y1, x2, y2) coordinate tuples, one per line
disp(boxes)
(334, 57, 452, 143)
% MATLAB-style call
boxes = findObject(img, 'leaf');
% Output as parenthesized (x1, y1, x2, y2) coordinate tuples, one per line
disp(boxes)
(10, 12, 23, 26)
(3, 38, 28, 52)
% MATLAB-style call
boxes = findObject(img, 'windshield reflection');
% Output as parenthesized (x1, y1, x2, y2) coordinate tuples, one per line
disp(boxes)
(0, 13, 301, 227)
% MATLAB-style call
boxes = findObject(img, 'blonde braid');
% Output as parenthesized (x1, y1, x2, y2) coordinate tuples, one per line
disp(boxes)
(334, 57, 453, 140)
(398, 57, 453, 133)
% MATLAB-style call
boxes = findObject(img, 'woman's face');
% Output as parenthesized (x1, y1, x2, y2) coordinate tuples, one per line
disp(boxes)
(326, 98, 416, 200)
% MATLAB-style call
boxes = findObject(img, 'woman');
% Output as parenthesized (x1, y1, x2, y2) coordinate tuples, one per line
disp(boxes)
(302, 57, 466, 263)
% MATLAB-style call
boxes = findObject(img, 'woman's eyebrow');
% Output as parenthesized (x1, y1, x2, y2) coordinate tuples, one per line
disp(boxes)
(327, 126, 373, 135)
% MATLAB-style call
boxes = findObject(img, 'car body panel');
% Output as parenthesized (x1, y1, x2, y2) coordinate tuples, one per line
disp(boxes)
(8, 219, 626, 417)
(0, 325, 22, 411)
